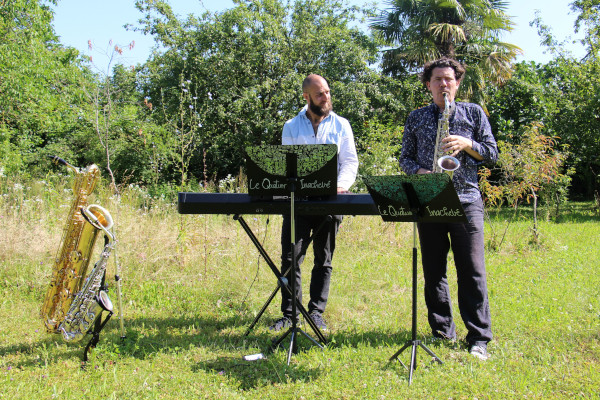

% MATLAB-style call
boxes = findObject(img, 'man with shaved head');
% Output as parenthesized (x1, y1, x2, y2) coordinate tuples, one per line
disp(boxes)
(270, 74, 359, 332)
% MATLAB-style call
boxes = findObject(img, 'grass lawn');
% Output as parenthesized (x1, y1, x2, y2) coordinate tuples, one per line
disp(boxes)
(1, 178, 599, 399)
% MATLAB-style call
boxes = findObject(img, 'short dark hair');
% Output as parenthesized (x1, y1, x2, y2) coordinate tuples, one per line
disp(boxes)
(420, 58, 466, 85)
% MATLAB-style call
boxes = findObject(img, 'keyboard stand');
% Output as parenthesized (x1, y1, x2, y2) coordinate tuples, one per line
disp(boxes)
(234, 214, 327, 345)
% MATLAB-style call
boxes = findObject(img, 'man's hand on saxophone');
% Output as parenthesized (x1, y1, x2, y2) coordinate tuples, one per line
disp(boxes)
(441, 135, 483, 161)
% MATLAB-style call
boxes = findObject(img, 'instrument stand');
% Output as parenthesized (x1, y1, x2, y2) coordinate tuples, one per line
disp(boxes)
(240, 216, 329, 337)
(82, 311, 113, 363)
(112, 244, 126, 341)
(387, 183, 442, 384)
(79, 233, 125, 364)
(363, 174, 466, 385)
(82, 271, 113, 364)
(234, 215, 327, 345)
(272, 153, 324, 365)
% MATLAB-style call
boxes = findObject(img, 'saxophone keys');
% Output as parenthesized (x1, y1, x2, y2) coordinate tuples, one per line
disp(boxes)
(69, 250, 82, 263)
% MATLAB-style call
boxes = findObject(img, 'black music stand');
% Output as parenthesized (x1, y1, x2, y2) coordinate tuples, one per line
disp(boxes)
(244, 144, 337, 364)
(363, 174, 466, 385)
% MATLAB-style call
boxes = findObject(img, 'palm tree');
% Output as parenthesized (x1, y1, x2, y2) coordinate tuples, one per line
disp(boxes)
(371, 0, 522, 108)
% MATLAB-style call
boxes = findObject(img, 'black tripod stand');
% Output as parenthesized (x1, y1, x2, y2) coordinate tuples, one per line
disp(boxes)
(272, 152, 325, 364)
(363, 174, 466, 384)
(388, 183, 442, 384)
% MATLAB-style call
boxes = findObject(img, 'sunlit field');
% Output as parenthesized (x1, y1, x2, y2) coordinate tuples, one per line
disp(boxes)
(1, 173, 599, 399)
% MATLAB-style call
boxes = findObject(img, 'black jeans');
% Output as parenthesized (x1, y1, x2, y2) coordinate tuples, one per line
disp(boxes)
(280, 214, 341, 318)
(417, 197, 492, 346)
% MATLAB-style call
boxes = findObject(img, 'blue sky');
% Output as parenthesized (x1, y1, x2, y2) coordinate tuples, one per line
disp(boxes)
(52, 0, 586, 73)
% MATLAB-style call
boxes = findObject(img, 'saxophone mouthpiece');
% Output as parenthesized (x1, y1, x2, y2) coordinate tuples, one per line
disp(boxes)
(443, 92, 450, 106)
(48, 155, 79, 173)
(49, 155, 68, 166)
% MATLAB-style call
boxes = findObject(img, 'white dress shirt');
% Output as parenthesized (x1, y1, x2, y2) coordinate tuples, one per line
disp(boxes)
(282, 106, 359, 191)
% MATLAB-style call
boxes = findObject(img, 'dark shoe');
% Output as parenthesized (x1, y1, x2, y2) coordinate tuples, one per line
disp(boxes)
(469, 344, 490, 360)
(269, 316, 292, 331)
(309, 312, 327, 330)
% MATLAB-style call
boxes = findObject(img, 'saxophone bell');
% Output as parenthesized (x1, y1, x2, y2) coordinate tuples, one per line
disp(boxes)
(437, 155, 461, 178)
(59, 289, 114, 342)
(97, 290, 114, 312)
(82, 204, 114, 232)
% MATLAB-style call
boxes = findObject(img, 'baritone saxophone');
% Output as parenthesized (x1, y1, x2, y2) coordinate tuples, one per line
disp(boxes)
(41, 156, 124, 357)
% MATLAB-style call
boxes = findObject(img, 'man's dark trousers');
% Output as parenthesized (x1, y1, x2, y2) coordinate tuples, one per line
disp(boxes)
(280, 214, 341, 319)
(417, 197, 492, 346)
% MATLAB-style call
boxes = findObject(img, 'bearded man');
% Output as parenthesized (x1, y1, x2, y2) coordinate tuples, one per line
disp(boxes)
(269, 74, 358, 332)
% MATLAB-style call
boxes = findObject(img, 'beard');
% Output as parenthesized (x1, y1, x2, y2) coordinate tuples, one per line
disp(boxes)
(307, 94, 332, 117)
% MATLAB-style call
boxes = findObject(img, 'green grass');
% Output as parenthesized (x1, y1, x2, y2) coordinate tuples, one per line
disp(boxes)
(1, 175, 599, 399)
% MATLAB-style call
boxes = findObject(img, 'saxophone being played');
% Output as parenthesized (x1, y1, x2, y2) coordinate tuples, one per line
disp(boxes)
(432, 93, 460, 177)
(41, 156, 124, 360)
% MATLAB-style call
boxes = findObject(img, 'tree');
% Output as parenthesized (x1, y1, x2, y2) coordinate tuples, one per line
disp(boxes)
(479, 123, 571, 249)
(486, 61, 558, 142)
(486, 58, 600, 200)
(371, 0, 521, 108)
(135, 0, 413, 184)
(572, 0, 600, 60)
(79, 42, 144, 193)
(0, 0, 93, 175)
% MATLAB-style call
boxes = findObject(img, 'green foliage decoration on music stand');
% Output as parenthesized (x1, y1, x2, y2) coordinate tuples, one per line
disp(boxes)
(245, 144, 338, 197)
(246, 144, 337, 177)
(362, 174, 450, 205)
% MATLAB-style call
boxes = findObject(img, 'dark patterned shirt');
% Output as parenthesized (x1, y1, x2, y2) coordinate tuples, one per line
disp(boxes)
(400, 102, 498, 204)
